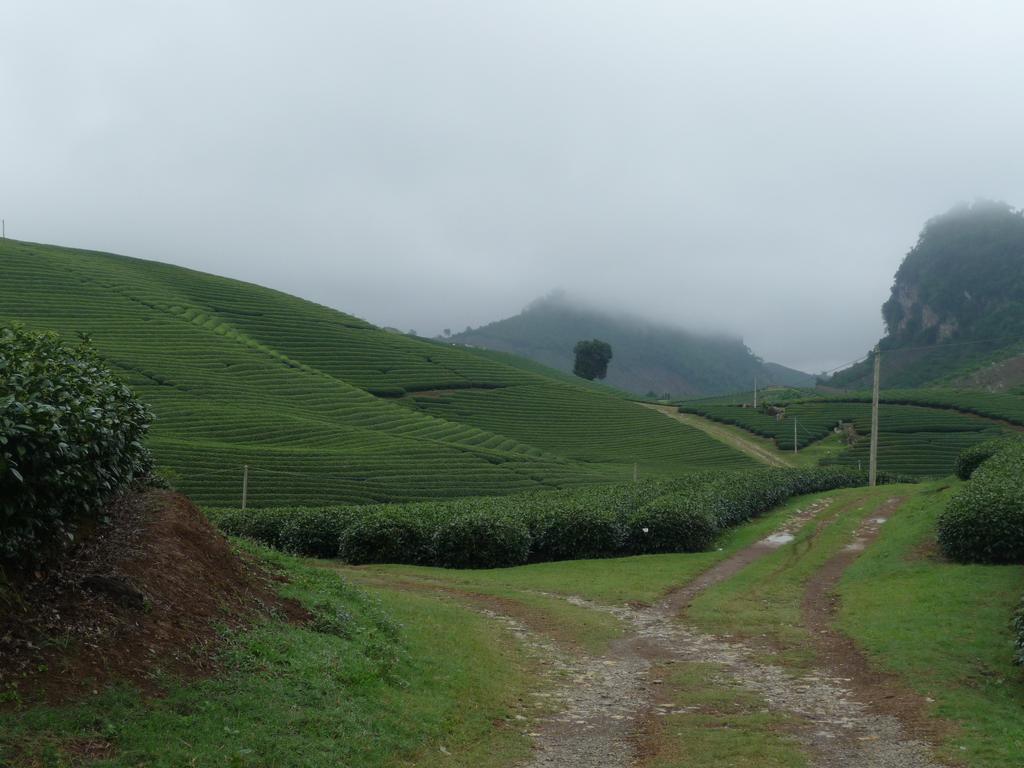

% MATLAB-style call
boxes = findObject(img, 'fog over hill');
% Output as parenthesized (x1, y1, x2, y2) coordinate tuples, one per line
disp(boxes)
(828, 201, 1024, 390)
(4, 3, 1024, 375)
(450, 293, 813, 398)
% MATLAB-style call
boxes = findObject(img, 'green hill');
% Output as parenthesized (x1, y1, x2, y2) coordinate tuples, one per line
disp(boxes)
(0, 239, 752, 506)
(828, 201, 1024, 389)
(449, 292, 813, 398)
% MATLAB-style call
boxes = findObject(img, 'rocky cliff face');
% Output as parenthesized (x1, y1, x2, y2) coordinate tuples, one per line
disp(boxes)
(888, 282, 959, 342)
(827, 201, 1024, 389)
(880, 201, 1024, 347)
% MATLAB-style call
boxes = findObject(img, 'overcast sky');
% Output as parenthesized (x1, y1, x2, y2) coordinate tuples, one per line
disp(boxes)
(3, 1, 1023, 372)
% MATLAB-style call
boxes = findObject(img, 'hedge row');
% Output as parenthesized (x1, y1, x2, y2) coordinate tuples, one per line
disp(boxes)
(211, 466, 881, 569)
(0, 326, 153, 563)
(938, 441, 1024, 564)
(953, 436, 1020, 480)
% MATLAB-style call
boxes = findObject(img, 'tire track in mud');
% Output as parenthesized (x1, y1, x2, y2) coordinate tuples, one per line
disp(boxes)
(507, 493, 949, 768)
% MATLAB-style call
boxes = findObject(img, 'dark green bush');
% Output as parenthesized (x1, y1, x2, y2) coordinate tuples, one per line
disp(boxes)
(338, 506, 435, 565)
(938, 442, 1024, 564)
(212, 506, 295, 550)
(954, 437, 1016, 480)
(626, 494, 720, 554)
(278, 507, 359, 558)
(0, 325, 153, 563)
(524, 499, 627, 562)
(432, 512, 530, 568)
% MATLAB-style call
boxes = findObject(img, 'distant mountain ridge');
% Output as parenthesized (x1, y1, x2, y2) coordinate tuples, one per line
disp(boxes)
(828, 201, 1024, 390)
(449, 293, 812, 398)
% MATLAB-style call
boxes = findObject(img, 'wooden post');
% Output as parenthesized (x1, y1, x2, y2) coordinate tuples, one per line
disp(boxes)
(869, 347, 881, 487)
(794, 418, 798, 454)
(633, 462, 638, 482)
(242, 464, 249, 510)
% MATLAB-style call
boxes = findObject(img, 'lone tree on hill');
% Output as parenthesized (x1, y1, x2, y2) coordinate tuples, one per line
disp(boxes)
(573, 339, 613, 380)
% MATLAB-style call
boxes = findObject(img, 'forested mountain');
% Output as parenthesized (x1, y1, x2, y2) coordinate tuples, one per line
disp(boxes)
(449, 293, 812, 398)
(828, 201, 1024, 389)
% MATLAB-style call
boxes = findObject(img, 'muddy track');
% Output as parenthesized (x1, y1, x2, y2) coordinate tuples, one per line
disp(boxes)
(801, 496, 954, 746)
(505, 493, 950, 768)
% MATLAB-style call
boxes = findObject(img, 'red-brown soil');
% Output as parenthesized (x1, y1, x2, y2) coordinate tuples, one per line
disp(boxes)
(0, 489, 307, 706)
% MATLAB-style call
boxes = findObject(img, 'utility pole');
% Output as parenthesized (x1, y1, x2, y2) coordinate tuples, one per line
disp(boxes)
(753, 375, 758, 409)
(2, 219, 5, 239)
(794, 418, 798, 455)
(633, 462, 638, 482)
(242, 464, 249, 510)
(869, 347, 881, 487)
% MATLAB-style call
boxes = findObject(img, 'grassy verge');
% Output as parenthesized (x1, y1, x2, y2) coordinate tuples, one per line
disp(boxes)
(321, 562, 626, 655)
(837, 482, 1024, 767)
(335, 492, 826, 606)
(641, 662, 808, 768)
(0, 545, 540, 768)
(685, 485, 901, 666)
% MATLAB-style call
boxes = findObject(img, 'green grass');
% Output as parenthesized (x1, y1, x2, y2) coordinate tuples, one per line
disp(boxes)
(643, 662, 808, 768)
(837, 482, 1024, 767)
(0, 546, 541, 768)
(0, 238, 751, 506)
(325, 563, 627, 655)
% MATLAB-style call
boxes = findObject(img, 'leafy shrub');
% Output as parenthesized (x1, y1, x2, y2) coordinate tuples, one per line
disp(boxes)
(938, 442, 1024, 563)
(432, 512, 531, 568)
(0, 325, 153, 563)
(278, 507, 359, 558)
(954, 437, 1016, 480)
(213, 466, 876, 568)
(523, 496, 629, 562)
(626, 495, 720, 554)
(338, 507, 435, 565)
(212, 507, 295, 550)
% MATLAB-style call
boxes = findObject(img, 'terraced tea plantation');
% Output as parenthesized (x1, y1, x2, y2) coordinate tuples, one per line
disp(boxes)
(678, 399, 1008, 476)
(0, 239, 751, 506)
(818, 388, 1024, 427)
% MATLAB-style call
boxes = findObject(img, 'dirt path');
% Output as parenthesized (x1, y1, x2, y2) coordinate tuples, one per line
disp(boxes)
(801, 497, 952, 745)
(642, 403, 795, 468)
(506, 493, 948, 768)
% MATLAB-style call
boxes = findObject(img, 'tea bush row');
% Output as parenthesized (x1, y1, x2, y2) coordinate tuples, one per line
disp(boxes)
(953, 436, 1021, 480)
(0, 325, 153, 563)
(819, 389, 1024, 428)
(211, 466, 879, 568)
(937, 440, 1024, 564)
